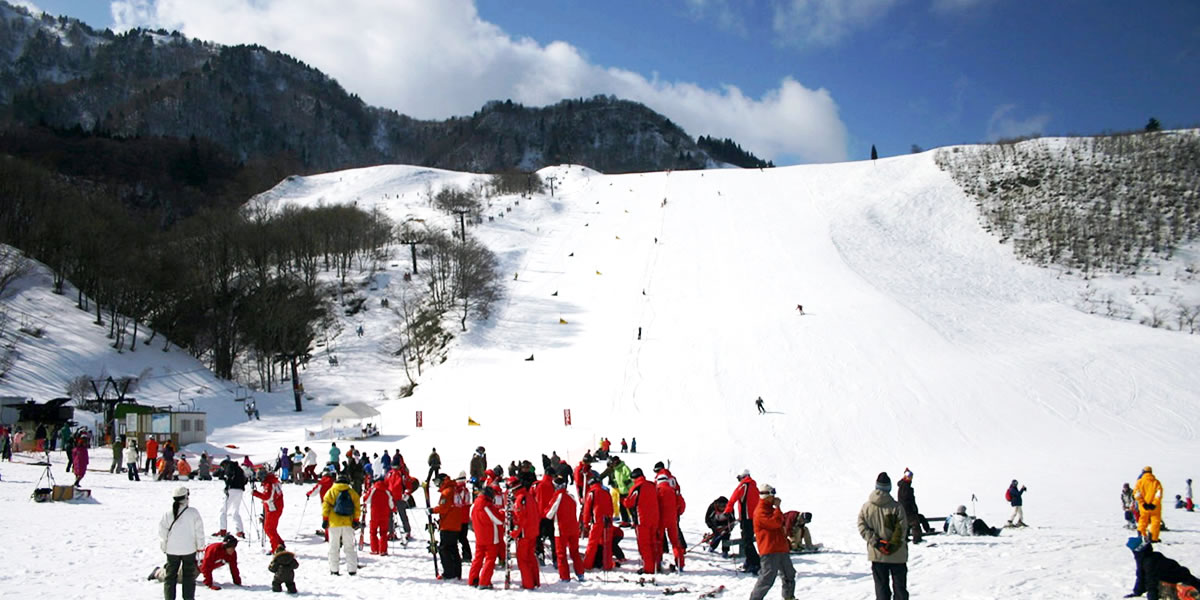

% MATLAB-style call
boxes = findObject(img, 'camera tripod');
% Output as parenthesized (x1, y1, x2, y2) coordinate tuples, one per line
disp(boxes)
(34, 450, 56, 488)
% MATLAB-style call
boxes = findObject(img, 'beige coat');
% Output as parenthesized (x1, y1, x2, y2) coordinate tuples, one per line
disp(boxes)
(857, 489, 908, 563)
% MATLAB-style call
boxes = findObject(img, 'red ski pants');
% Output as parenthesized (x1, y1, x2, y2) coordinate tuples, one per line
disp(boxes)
(516, 536, 539, 589)
(660, 520, 684, 568)
(582, 521, 614, 571)
(636, 523, 659, 573)
(263, 510, 283, 553)
(370, 519, 389, 554)
(468, 541, 501, 587)
(555, 532, 584, 580)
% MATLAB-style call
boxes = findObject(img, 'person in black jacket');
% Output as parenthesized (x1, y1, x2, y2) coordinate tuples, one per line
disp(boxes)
(268, 543, 300, 594)
(214, 457, 248, 537)
(896, 469, 933, 543)
(1126, 537, 1200, 599)
(704, 496, 734, 556)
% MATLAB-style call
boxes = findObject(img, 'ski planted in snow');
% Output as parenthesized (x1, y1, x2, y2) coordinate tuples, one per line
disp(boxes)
(422, 480, 440, 578)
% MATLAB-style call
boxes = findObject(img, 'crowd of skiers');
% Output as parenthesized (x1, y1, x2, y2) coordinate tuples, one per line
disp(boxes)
(75, 433, 1183, 600)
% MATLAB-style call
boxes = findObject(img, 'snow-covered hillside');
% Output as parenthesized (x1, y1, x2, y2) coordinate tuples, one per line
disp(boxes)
(3, 149, 1200, 598)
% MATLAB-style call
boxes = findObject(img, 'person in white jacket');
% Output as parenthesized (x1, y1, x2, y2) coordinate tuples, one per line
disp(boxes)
(303, 447, 319, 482)
(159, 487, 206, 600)
(123, 440, 141, 482)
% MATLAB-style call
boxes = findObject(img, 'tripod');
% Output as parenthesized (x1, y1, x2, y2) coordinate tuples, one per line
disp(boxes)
(33, 451, 56, 501)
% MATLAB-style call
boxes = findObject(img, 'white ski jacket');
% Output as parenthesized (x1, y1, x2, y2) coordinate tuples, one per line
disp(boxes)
(946, 513, 973, 535)
(123, 446, 139, 465)
(159, 505, 206, 555)
(304, 449, 318, 468)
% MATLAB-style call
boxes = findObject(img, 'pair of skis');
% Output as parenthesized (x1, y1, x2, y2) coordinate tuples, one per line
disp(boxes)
(504, 482, 514, 589)
(423, 480, 440, 579)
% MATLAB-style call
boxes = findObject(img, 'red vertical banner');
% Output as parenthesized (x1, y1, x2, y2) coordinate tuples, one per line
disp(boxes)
(416, 411, 423, 428)
(563, 409, 572, 426)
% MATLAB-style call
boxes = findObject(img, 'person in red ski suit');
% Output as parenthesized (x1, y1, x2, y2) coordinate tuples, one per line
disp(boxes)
(306, 472, 334, 541)
(582, 474, 615, 571)
(725, 469, 761, 574)
(623, 468, 661, 574)
(512, 472, 541, 589)
(432, 475, 465, 579)
(535, 472, 556, 566)
(200, 536, 242, 590)
(366, 476, 394, 555)
(468, 486, 506, 588)
(252, 472, 285, 553)
(546, 475, 585, 581)
(385, 468, 413, 541)
(656, 471, 687, 571)
(574, 458, 592, 499)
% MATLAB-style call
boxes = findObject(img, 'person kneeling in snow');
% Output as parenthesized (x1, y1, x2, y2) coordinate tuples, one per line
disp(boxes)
(200, 534, 242, 590)
(1126, 536, 1200, 599)
(943, 505, 1001, 537)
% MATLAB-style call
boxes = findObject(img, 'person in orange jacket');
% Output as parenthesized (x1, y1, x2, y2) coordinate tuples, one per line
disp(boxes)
(1135, 466, 1165, 542)
(432, 474, 464, 579)
(145, 437, 159, 475)
(748, 484, 794, 600)
(366, 476, 394, 555)
(511, 471, 541, 588)
(176, 455, 194, 480)
(622, 468, 660, 574)
(546, 475, 586, 582)
(468, 486, 506, 588)
(252, 472, 285, 553)
(200, 534, 242, 590)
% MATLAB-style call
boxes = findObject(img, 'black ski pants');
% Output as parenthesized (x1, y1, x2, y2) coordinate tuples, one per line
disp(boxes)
(163, 553, 198, 600)
(740, 518, 760, 572)
(871, 561, 908, 600)
(439, 529, 463, 579)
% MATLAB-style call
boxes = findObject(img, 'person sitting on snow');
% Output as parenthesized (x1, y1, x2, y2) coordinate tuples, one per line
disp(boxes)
(1125, 536, 1200, 599)
(944, 505, 1001, 537)
(783, 510, 817, 551)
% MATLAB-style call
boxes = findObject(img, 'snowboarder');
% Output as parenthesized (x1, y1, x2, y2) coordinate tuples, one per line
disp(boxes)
(749, 485, 795, 600)
(944, 505, 1000, 536)
(268, 543, 300, 594)
(213, 457, 247, 538)
(1125, 536, 1200, 599)
(796, 304, 804, 314)
(322, 473, 361, 576)
(724, 469, 761, 575)
(1135, 467, 1164, 542)
(253, 471, 285, 553)
(857, 472, 909, 600)
(1006, 479, 1028, 527)
(756, 397, 766, 415)
(200, 534, 242, 590)
(159, 487, 206, 600)
(785, 510, 817, 551)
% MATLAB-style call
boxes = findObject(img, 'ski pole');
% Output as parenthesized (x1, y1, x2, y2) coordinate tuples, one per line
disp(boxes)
(971, 493, 977, 518)
(295, 494, 312, 539)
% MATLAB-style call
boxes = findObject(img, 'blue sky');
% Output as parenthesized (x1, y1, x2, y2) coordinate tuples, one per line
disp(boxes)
(20, 0, 1200, 165)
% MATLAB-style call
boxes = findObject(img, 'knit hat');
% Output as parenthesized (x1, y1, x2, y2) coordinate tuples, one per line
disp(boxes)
(875, 472, 892, 492)
(456, 471, 467, 481)
(903, 468, 913, 480)
(1127, 536, 1150, 553)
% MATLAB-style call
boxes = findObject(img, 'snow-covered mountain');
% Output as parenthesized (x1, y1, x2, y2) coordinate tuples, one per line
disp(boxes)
(3, 147, 1200, 598)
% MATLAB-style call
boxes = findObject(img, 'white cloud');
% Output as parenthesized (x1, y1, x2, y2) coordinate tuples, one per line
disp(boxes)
(683, 0, 749, 36)
(770, 0, 900, 47)
(109, 0, 847, 164)
(10, 0, 45, 15)
(930, 0, 993, 14)
(986, 104, 1051, 141)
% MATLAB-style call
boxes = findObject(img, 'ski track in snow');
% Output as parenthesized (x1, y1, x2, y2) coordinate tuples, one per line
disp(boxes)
(3, 153, 1200, 598)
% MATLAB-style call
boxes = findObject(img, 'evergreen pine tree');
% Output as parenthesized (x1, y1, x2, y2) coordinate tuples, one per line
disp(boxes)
(871, 144, 878, 160)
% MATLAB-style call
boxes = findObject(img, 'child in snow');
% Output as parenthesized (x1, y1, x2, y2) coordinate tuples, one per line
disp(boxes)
(1126, 537, 1200, 599)
(268, 543, 299, 594)
(200, 534, 242, 590)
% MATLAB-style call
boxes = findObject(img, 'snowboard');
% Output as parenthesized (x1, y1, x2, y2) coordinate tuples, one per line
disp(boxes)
(790, 543, 824, 555)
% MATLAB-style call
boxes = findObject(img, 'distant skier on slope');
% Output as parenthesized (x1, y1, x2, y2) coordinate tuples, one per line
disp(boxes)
(756, 397, 766, 415)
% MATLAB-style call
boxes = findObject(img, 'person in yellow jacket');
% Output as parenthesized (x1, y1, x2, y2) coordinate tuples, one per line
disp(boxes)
(1135, 466, 1164, 542)
(322, 474, 362, 575)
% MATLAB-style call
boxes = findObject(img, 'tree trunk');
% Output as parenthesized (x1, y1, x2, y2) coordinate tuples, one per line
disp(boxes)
(290, 357, 303, 412)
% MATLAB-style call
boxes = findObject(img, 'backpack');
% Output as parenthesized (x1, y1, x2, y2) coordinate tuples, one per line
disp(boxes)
(333, 488, 354, 516)
(1004, 488, 1013, 502)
